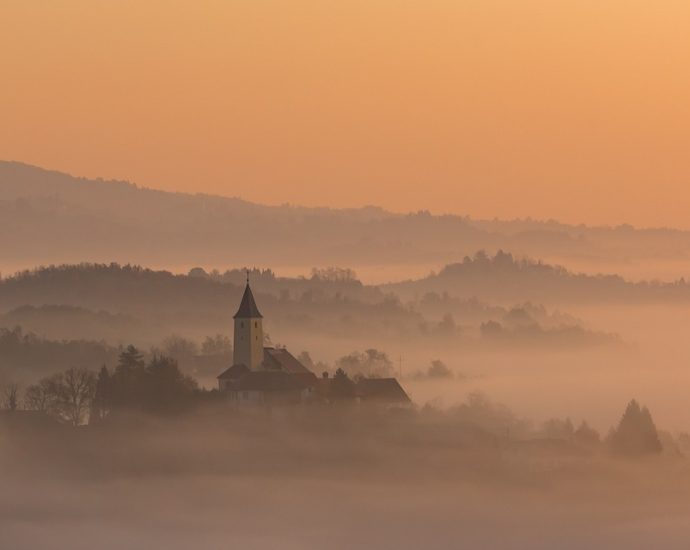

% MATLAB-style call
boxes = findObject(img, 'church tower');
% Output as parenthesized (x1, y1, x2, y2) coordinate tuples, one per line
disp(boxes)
(233, 277, 264, 370)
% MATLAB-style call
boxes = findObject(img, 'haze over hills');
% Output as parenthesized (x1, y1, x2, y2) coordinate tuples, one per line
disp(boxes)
(0, 262, 622, 388)
(0, 261, 618, 336)
(383, 250, 690, 305)
(4, 161, 690, 283)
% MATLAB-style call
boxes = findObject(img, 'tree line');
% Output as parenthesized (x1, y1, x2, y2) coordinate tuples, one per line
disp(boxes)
(3, 345, 201, 426)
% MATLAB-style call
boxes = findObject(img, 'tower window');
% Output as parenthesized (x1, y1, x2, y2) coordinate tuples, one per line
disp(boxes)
(255, 321, 258, 328)
(241, 322, 244, 328)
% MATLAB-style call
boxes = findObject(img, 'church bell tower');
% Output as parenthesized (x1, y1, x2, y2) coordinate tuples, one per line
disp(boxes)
(233, 274, 264, 370)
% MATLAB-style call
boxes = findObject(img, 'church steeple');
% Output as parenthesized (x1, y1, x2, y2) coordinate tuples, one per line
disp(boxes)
(233, 274, 264, 370)
(234, 281, 263, 319)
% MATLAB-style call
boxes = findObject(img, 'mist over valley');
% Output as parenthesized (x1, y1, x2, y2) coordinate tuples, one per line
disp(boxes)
(3, 164, 690, 548)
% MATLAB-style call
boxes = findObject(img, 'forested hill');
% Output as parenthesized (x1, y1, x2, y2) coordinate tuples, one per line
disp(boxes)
(3, 255, 690, 320)
(4, 161, 690, 276)
(0, 264, 241, 314)
(383, 251, 690, 305)
(0, 264, 380, 314)
(0, 262, 623, 359)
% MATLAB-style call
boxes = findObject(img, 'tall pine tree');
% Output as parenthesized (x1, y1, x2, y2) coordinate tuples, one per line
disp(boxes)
(610, 399, 662, 456)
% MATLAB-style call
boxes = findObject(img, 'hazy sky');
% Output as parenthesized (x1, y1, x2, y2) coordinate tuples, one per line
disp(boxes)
(2, 1, 690, 227)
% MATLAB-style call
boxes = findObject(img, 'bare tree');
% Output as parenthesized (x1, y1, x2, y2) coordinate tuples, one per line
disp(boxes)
(24, 379, 56, 413)
(58, 367, 97, 426)
(24, 368, 96, 424)
(201, 334, 233, 357)
(2, 383, 20, 411)
(162, 335, 198, 361)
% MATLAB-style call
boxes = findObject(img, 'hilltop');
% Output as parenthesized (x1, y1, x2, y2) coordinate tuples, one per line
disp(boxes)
(0, 261, 623, 358)
(4, 161, 690, 280)
(383, 250, 690, 304)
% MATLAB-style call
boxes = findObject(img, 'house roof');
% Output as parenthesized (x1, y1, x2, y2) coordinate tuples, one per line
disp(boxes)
(231, 371, 313, 392)
(217, 363, 250, 380)
(356, 378, 411, 403)
(218, 348, 318, 387)
(263, 347, 313, 375)
(234, 283, 263, 319)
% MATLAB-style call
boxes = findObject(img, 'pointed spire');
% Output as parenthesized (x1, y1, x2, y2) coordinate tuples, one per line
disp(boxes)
(234, 279, 263, 319)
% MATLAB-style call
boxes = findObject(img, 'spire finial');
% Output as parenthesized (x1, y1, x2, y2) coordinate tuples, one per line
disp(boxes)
(246, 269, 250, 285)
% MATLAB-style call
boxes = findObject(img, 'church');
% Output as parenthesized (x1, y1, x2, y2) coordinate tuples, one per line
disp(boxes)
(217, 279, 411, 407)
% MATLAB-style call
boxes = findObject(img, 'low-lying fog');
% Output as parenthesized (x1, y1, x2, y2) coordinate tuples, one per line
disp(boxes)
(4, 407, 690, 550)
(5, 262, 690, 548)
(297, 303, 690, 433)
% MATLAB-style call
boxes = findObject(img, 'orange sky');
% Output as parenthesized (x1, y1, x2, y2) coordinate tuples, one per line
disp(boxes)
(2, 1, 690, 228)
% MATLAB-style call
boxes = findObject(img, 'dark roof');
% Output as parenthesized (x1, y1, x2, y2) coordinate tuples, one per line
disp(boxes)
(234, 283, 263, 319)
(288, 372, 319, 388)
(217, 363, 250, 380)
(356, 378, 411, 403)
(263, 347, 313, 375)
(231, 371, 312, 392)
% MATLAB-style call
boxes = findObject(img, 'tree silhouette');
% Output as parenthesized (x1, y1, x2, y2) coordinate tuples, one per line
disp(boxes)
(24, 379, 56, 413)
(118, 345, 145, 371)
(25, 368, 97, 425)
(574, 421, 600, 445)
(329, 368, 356, 401)
(162, 335, 199, 361)
(201, 334, 233, 356)
(2, 383, 19, 411)
(58, 367, 97, 426)
(335, 349, 393, 379)
(142, 354, 198, 413)
(609, 399, 662, 456)
(427, 360, 453, 379)
(111, 345, 146, 408)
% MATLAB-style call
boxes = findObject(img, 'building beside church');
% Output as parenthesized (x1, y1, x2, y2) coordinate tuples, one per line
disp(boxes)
(217, 280, 411, 407)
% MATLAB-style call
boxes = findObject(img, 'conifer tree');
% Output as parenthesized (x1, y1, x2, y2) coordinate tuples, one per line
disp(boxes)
(610, 399, 662, 456)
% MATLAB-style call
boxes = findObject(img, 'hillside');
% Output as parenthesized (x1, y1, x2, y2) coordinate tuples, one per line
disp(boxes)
(384, 251, 690, 305)
(4, 161, 690, 281)
(0, 263, 620, 353)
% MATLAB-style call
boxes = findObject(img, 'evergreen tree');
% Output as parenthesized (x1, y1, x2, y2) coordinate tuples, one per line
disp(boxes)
(574, 421, 601, 445)
(117, 345, 145, 373)
(639, 406, 663, 453)
(111, 345, 145, 408)
(143, 354, 198, 413)
(610, 399, 662, 456)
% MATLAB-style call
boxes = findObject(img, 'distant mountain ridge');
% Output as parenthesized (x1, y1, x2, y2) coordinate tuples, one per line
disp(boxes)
(3, 161, 690, 280)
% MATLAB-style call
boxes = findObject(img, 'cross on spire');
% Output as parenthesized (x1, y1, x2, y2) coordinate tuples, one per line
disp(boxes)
(234, 270, 262, 318)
